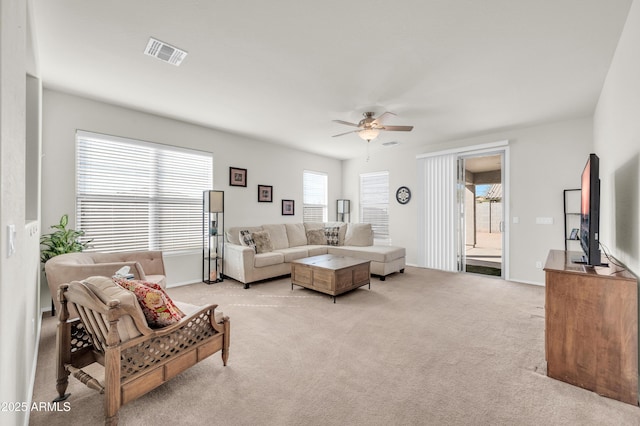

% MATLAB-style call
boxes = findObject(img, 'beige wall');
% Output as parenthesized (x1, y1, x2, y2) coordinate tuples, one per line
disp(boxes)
(594, 0, 640, 276)
(40, 89, 343, 297)
(343, 117, 593, 285)
(0, 0, 42, 425)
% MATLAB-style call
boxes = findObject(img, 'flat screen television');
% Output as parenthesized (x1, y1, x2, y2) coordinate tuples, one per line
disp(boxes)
(578, 153, 602, 266)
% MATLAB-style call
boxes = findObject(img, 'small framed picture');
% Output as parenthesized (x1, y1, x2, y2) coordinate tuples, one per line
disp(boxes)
(258, 185, 273, 202)
(229, 167, 247, 187)
(569, 228, 579, 240)
(282, 199, 295, 215)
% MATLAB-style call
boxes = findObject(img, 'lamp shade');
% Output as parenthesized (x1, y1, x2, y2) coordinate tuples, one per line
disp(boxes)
(208, 190, 224, 213)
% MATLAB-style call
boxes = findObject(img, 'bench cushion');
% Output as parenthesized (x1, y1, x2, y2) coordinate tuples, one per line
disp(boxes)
(176, 301, 224, 324)
(79, 276, 143, 342)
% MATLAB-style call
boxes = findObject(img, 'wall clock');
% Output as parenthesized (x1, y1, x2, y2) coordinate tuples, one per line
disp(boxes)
(396, 186, 411, 204)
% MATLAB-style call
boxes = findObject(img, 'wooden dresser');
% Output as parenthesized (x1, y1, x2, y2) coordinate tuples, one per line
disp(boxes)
(544, 249, 638, 405)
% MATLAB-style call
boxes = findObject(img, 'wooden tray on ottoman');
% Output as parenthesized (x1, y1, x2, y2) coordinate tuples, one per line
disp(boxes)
(291, 254, 371, 302)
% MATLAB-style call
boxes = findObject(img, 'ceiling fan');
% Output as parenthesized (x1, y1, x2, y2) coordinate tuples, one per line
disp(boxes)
(332, 111, 414, 142)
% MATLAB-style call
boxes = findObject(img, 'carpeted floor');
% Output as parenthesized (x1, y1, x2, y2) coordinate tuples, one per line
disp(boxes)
(30, 267, 640, 425)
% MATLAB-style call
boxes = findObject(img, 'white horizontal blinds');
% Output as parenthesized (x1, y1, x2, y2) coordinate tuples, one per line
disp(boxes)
(303, 170, 328, 222)
(416, 153, 458, 271)
(76, 131, 213, 253)
(360, 171, 390, 245)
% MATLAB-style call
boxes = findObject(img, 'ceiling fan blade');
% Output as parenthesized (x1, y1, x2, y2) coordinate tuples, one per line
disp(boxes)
(372, 111, 397, 125)
(332, 129, 360, 137)
(381, 125, 414, 132)
(332, 119, 360, 127)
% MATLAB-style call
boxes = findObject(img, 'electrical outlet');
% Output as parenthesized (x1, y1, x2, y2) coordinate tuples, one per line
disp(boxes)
(535, 261, 542, 269)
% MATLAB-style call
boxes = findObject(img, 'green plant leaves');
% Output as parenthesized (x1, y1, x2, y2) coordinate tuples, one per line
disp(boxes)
(40, 214, 92, 264)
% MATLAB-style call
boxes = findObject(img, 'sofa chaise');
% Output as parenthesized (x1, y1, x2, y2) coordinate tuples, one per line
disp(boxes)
(223, 222, 405, 288)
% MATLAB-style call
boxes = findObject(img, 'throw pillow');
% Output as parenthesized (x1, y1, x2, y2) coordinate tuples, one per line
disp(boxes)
(306, 229, 327, 245)
(239, 229, 257, 252)
(324, 226, 340, 246)
(113, 277, 185, 328)
(345, 223, 374, 246)
(251, 230, 274, 254)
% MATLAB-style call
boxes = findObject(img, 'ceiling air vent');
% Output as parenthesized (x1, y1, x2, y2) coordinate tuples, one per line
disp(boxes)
(144, 37, 187, 66)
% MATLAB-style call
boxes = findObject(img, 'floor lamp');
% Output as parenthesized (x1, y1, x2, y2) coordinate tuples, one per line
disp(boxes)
(204, 190, 224, 284)
(337, 199, 350, 222)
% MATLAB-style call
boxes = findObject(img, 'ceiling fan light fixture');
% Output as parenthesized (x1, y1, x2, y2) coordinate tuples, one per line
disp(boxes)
(358, 128, 380, 141)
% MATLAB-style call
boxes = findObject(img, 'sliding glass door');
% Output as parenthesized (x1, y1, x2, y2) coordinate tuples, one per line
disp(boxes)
(416, 141, 509, 279)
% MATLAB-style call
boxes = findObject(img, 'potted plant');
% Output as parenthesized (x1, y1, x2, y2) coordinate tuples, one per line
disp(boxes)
(40, 214, 91, 264)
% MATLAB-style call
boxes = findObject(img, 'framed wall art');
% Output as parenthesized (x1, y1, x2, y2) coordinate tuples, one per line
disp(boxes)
(258, 185, 273, 202)
(282, 199, 295, 215)
(229, 167, 247, 187)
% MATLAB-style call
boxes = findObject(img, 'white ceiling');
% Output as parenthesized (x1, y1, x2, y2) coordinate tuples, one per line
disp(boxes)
(31, 1, 632, 160)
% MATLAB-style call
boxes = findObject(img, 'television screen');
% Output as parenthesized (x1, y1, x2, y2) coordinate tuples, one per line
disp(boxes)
(579, 153, 601, 266)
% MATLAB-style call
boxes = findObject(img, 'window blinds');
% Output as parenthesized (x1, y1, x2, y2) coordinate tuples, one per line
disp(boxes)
(303, 170, 328, 222)
(360, 171, 390, 244)
(76, 131, 213, 253)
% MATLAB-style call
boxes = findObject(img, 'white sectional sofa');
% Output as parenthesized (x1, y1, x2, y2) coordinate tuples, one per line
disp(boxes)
(223, 222, 405, 288)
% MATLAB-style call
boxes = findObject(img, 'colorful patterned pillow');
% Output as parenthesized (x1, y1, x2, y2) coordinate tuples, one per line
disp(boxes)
(113, 277, 185, 328)
(324, 226, 340, 246)
(239, 230, 257, 252)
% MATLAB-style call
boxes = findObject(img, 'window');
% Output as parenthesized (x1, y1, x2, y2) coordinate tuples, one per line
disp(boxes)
(360, 171, 390, 244)
(303, 170, 327, 222)
(76, 131, 213, 254)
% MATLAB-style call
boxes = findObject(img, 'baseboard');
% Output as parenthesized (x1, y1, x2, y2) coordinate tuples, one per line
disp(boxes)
(166, 280, 202, 288)
(510, 279, 544, 287)
(24, 314, 43, 426)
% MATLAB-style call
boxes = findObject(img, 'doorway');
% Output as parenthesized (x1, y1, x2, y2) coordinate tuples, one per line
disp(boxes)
(416, 140, 509, 279)
(460, 154, 503, 277)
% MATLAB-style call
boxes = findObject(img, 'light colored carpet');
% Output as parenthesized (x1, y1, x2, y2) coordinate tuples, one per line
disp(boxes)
(30, 267, 640, 425)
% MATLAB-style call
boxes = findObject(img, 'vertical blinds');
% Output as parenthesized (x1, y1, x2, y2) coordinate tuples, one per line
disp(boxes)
(302, 170, 327, 222)
(416, 153, 459, 271)
(360, 171, 390, 244)
(76, 131, 213, 253)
